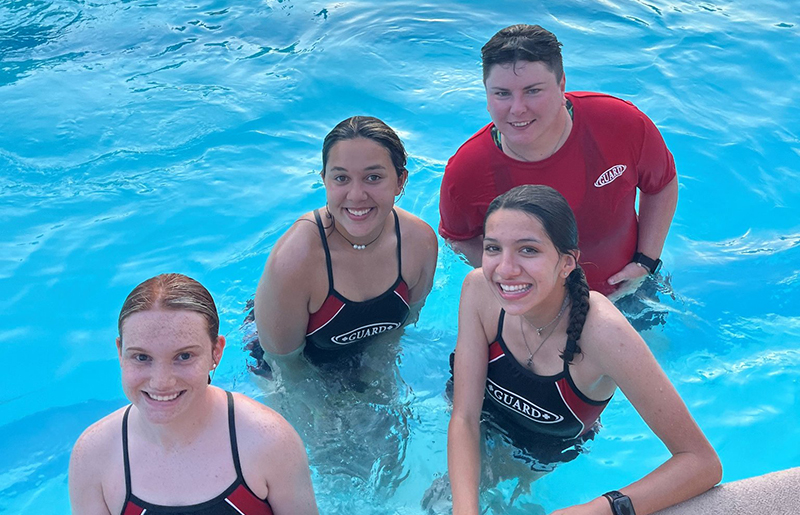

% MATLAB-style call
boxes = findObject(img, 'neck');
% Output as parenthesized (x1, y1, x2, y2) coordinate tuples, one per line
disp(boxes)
(522, 290, 569, 329)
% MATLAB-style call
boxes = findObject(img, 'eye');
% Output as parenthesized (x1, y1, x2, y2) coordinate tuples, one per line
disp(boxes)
(525, 88, 541, 95)
(520, 246, 539, 255)
(494, 91, 510, 98)
(177, 352, 193, 361)
(133, 354, 150, 362)
(365, 174, 384, 182)
(332, 174, 349, 183)
(483, 244, 500, 254)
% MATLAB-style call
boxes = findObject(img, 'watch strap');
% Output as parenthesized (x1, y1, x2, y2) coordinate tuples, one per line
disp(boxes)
(603, 490, 635, 515)
(632, 252, 662, 274)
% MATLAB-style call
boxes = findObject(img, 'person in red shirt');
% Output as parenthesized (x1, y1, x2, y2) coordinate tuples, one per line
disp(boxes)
(439, 24, 678, 295)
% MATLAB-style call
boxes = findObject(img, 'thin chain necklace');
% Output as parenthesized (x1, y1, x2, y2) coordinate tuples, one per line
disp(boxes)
(503, 107, 570, 162)
(334, 223, 385, 250)
(519, 295, 569, 369)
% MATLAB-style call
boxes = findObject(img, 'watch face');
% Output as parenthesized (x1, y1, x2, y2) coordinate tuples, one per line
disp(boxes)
(613, 497, 635, 515)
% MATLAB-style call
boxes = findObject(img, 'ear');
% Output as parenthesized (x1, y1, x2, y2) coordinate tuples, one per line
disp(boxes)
(561, 250, 579, 276)
(116, 336, 123, 358)
(212, 335, 226, 365)
(396, 170, 408, 194)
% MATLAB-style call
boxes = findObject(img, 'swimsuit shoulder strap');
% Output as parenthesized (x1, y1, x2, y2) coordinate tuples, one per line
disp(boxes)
(392, 208, 402, 277)
(226, 391, 245, 480)
(121, 405, 134, 500)
(313, 209, 334, 292)
(491, 309, 506, 345)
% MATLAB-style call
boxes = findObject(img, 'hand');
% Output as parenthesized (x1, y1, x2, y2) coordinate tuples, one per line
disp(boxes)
(607, 261, 649, 287)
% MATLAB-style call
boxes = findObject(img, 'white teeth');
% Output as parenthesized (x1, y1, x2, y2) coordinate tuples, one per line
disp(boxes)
(148, 392, 180, 402)
(347, 208, 370, 216)
(500, 283, 530, 293)
(510, 121, 531, 127)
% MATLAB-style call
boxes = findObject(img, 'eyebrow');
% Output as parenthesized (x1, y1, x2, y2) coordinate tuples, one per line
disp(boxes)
(489, 82, 546, 91)
(328, 164, 388, 172)
(124, 344, 205, 353)
(483, 237, 543, 244)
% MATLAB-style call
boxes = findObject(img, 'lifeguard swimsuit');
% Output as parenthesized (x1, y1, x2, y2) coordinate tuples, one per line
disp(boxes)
(120, 391, 273, 515)
(304, 208, 410, 361)
(483, 310, 612, 469)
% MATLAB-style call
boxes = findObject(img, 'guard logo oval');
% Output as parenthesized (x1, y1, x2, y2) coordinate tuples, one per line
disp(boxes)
(594, 164, 627, 188)
(331, 322, 401, 345)
(486, 380, 564, 424)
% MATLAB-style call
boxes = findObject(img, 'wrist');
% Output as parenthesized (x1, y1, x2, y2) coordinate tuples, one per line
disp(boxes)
(632, 251, 662, 275)
(602, 490, 636, 515)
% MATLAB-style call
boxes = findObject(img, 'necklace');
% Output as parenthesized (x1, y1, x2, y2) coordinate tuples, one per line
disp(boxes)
(519, 296, 570, 369)
(502, 107, 570, 162)
(334, 223, 385, 250)
(527, 294, 569, 335)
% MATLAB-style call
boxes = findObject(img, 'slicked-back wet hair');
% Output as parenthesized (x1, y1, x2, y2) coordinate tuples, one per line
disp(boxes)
(485, 185, 589, 363)
(321, 116, 407, 179)
(118, 273, 219, 345)
(481, 24, 564, 83)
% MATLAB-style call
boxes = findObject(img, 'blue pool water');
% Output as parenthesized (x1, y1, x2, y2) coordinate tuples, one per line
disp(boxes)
(1, 0, 799, 513)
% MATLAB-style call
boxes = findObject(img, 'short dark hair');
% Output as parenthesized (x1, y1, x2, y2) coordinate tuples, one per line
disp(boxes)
(481, 24, 564, 83)
(118, 273, 219, 344)
(321, 116, 407, 179)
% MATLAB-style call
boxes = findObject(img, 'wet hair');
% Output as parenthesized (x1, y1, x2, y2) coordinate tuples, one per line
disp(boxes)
(321, 116, 407, 179)
(118, 273, 219, 345)
(485, 185, 589, 363)
(481, 24, 564, 83)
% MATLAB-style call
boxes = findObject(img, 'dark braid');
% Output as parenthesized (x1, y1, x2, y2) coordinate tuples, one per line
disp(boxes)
(561, 266, 590, 364)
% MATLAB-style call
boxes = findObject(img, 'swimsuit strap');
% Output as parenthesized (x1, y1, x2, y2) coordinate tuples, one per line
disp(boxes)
(392, 208, 402, 277)
(121, 404, 133, 501)
(493, 309, 506, 345)
(313, 209, 335, 292)
(226, 391, 245, 480)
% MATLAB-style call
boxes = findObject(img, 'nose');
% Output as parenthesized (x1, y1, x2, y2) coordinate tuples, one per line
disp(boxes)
(150, 362, 177, 390)
(510, 93, 526, 116)
(495, 250, 519, 277)
(346, 181, 367, 201)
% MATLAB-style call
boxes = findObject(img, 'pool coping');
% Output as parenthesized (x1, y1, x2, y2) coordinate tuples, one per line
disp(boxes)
(654, 467, 800, 515)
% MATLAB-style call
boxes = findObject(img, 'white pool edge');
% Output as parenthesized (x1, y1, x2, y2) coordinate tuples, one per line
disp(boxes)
(653, 467, 800, 515)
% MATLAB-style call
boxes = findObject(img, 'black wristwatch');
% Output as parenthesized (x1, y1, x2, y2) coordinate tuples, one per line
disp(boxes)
(632, 252, 662, 275)
(603, 491, 636, 515)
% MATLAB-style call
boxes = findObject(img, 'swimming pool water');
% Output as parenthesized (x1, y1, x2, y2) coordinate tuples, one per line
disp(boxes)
(1, 0, 799, 513)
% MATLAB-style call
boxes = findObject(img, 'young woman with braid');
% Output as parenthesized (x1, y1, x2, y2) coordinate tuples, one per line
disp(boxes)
(447, 185, 721, 515)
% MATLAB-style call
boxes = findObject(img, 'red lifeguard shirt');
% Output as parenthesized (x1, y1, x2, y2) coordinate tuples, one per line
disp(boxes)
(439, 92, 676, 294)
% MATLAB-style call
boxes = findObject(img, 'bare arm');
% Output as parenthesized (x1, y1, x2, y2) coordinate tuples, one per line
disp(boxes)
(69, 425, 113, 515)
(554, 295, 720, 515)
(608, 176, 678, 286)
(263, 424, 318, 515)
(407, 215, 439, 305)
(446, 235, 484, 268)
(254, 225, 316, 355)
(448, 271, 492, 515)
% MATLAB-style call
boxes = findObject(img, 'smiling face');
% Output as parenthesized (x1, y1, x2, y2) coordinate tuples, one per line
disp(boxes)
(482, 208, 575, 317)
(323, 137, 406, 242)
(117, 309, 224, 425)
(484, 60, 567, 155)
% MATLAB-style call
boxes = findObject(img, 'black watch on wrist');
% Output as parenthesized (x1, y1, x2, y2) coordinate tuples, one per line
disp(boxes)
(632, 252, 662, 275)
(603, 491, 636, 515)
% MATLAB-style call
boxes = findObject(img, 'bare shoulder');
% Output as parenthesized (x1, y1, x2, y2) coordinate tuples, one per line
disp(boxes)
(69, 407, 126, 485)
(395, 207, 438, 250)
(265, 211, 325, 278)
(231, 392, 303, 452)
(581, 291, 646, 357)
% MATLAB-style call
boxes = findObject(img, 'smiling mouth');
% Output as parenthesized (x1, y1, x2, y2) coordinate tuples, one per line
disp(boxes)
(499, 283, 532, 294)
(144, 391, 184, 402)
(346, 207, 372, 217)
(509, 121, 533, 128)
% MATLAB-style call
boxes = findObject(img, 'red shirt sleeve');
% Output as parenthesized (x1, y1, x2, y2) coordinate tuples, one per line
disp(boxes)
(634, 107, 677, 194)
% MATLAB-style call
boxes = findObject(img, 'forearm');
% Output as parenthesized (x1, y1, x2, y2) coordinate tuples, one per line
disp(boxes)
(636, 177, 678, 259)
(595, 447, 721, 515)
(447, 416, 482, 515)
(447, 236, 484, 268)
